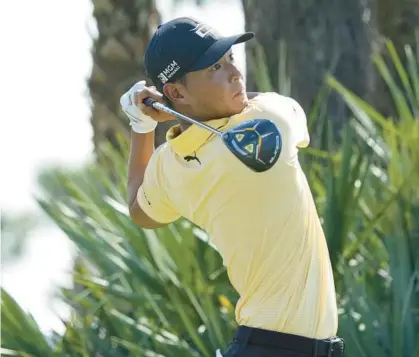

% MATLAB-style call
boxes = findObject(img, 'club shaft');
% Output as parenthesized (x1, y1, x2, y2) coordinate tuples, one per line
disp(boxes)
(145, 99, 222, 136)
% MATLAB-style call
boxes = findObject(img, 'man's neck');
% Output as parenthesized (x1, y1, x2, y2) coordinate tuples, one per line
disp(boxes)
(179, 120, 193, 132)
(174, 107, 223, 132)
(173, 92, 260, 132)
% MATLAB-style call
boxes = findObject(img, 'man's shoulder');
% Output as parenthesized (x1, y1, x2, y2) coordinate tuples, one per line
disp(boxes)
(154, 141, 170, 154)
(253, 91, 300, 103)
(147, 142, 172, 170)
(248, 92, 301, 118)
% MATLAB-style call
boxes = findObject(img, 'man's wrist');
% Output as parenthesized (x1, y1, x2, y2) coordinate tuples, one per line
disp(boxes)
(130, 119, 157, 134)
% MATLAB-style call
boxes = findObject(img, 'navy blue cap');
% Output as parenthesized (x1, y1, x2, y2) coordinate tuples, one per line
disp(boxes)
(144, 17, 254, 90)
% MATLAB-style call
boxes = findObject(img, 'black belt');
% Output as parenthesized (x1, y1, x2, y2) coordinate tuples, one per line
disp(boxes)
(234, 326, 345, 357)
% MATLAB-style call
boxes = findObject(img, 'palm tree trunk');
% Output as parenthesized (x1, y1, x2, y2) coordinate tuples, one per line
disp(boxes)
(88, 0, 170, 154)
(374, 0, 419, 116)
(242, 0, 377, 130)
(376, 0, 419, 54)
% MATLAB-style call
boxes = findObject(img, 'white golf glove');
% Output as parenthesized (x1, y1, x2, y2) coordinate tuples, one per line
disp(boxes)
(120, 80, 158, 133)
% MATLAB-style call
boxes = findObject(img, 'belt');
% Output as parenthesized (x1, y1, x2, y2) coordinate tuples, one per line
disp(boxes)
(234, 326, 345, 357)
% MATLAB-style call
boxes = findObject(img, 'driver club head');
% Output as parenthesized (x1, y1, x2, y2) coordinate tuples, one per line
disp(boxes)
(221, 119, 282, 172)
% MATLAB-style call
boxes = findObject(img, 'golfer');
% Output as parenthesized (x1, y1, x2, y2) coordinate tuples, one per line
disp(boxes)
(121, 17, 345, 357)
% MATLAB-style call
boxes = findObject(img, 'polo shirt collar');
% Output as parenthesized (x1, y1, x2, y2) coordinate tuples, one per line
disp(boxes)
(166, 117, 230, 156)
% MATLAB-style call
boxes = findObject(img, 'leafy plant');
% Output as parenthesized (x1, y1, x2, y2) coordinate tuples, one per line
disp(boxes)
(35, 143, 236, 357)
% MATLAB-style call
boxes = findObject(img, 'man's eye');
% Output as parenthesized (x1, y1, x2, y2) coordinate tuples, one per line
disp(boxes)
(212, 63, 222, 71)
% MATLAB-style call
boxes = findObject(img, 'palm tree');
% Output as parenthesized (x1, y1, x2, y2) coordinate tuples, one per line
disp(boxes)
(88, 0, 172, 152)
(376, 0, 419, 54)
(242, 0, 419, 125)
(241, 0, 377, 130)
(373, 0, 419, 116)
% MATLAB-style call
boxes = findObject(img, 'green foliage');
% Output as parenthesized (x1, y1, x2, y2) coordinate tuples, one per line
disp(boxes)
(1, 289, 58, 357)
(1, 40, 418, 357)
(323, 39, 419, 357)
(2, 143, 237, 357)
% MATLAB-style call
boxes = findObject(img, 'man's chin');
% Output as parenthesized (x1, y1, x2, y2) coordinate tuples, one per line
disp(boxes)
(236, 94, 249, 108)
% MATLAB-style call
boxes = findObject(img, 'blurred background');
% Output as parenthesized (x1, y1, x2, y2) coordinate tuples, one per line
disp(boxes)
(0, 0, 418, 356)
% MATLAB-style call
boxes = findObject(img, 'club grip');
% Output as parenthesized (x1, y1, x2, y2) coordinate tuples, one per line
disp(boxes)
(143, 98, 156, 107)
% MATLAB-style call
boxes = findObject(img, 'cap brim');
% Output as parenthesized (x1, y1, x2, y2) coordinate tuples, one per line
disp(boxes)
(188, 32, 254, 72)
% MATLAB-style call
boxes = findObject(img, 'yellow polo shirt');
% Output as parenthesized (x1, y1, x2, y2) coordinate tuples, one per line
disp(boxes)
(137, 92, 338, 339)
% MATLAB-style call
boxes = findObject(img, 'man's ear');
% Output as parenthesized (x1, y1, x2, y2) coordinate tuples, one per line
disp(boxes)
(162, 81, 188, 106)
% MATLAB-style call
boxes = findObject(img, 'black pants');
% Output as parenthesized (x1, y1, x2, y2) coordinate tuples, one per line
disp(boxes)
(221, 326, 345, 357)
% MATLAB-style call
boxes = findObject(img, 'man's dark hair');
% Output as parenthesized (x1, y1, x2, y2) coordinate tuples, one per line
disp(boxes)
(162, 75, 188, 109)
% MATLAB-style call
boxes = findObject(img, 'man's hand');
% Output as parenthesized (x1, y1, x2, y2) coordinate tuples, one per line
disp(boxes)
(134, 85, 176, 123)
(120, 81, 175, 133)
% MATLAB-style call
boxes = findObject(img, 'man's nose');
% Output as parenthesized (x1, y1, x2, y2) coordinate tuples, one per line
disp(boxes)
(229, 63, 243, 83)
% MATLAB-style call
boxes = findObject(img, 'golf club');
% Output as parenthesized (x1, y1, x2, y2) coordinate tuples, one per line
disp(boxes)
(144, 98, 282, 172)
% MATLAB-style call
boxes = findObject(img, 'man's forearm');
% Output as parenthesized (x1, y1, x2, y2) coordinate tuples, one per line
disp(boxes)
(127, 130, 155, 210)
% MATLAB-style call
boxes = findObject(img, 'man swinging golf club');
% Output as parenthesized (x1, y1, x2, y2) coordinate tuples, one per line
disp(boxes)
(121, 17, 345, 357)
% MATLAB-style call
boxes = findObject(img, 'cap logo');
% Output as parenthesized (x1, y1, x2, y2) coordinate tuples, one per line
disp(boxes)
(191, 23, 214, 39)
(158, 60, 180, 84)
